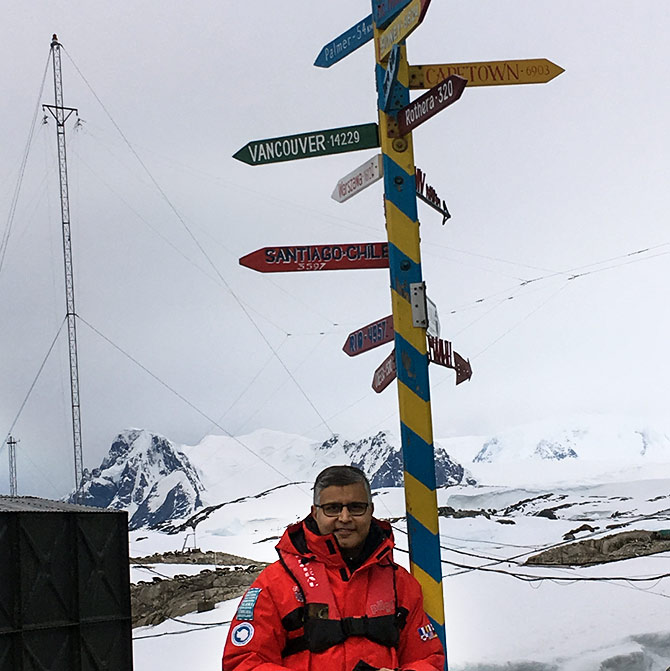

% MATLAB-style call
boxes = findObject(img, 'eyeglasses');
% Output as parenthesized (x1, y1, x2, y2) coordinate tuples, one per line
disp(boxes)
(315, 502, 370, 517)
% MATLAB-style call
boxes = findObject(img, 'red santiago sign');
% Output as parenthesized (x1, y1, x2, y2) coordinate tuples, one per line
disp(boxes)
(239, 242, 389, 273)
(398, 74, 467, 136)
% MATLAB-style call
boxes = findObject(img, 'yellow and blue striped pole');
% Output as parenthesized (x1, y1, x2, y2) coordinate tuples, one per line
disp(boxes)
(373, 27, 447, 668)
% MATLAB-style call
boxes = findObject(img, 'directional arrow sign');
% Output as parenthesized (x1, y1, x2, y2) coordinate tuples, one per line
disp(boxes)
(332, 154, 383, 203)
(372, 348, 397, 393)
(427, 336, 452, 367)
(416, 167, 450, 224)
(343, 314, 394, 356)
(453, 351, 472, 385)
(417, 192, 450, 223)
(377, 0, 431, 60)
(373, 0, 413, 28)
(427, 335, 472, 385)
(239, 242, 389, 273)
(314, 15, 374, 68)
(397, 74, 467, 137)
(380, 44, 401, 112)
(408, 58, 565, 89)
(233, 123, 379, 166)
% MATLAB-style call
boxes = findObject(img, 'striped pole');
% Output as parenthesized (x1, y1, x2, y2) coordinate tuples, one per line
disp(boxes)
(372, 28, 448, 669)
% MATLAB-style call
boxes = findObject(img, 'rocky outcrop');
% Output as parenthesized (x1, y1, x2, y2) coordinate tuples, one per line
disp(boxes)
(474, 436, 503, 463)
(525, 530, 670, 566)
(132, 563, 267, 627)
(131, 549, 254, 565)
(475, 436, 579, 462)
(534, 439, 578, 460)
(438, 505, 490, 519)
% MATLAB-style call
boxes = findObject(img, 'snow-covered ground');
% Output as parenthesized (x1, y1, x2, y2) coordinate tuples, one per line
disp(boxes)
(131, 466, 670, 670)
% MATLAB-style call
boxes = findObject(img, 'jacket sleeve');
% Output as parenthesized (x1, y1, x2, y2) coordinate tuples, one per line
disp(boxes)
(222, 565, 294, 671)
(395, 568, 445, 671)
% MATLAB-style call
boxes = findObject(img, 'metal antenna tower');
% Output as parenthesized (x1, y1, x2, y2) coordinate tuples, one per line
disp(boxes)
(43, 34, 84, 498)
(7, 436, 18, 496)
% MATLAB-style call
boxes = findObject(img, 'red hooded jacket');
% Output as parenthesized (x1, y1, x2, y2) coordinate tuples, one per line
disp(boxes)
(222, 516, 444, 671)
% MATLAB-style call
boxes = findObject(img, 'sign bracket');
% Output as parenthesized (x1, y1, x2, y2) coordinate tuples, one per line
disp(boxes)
(410, 281, 427, 328)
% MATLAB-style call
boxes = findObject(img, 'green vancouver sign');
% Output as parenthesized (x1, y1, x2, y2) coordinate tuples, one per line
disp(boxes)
(233, 123, 379, 166)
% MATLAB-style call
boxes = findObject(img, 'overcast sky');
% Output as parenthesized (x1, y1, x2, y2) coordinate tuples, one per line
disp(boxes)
(2, 1, 670, 497)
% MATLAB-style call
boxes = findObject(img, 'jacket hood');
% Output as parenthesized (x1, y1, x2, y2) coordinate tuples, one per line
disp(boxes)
(276, 515, 395, 572)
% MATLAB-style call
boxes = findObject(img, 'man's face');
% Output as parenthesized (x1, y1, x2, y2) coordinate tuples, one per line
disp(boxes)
(311, 483, 373, 554)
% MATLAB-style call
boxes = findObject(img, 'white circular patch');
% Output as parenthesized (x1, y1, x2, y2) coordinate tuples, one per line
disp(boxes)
(231, 622, 255, 647)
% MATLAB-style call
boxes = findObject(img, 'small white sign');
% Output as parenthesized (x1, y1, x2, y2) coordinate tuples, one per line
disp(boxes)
(331, 154, 383, 203)
(427, 296, 440, 338)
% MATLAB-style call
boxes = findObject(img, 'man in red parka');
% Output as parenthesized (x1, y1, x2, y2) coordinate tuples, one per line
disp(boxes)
(222, 465, 445, 671)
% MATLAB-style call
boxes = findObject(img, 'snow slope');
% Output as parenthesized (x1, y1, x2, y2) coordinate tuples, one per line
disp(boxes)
(126, 415, 670, 668)
(440, 414, 670, 488)
(131, 474, 670, 670)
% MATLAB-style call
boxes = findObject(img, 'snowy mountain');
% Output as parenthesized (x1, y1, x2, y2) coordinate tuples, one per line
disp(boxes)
(474, 435, 579, 463)
(73, 428, 474, 529)
(469, 416, 670, 464)
(75, 415, 670, 530)
(316, 431, 475, 488)
(70, 429, 204, 530)
(440, 415, 670, 488)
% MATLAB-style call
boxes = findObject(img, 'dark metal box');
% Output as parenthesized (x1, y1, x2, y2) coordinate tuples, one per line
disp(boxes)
(0, 497, 133, 670)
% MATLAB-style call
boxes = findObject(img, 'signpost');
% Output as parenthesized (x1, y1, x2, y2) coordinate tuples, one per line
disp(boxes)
(373, 0, 412, 28)
(331, 154, 383, 203)
(239, 242, 389, 273)
(234, 7, 564, 669)
(427, 335, 472, 384)
(397, 74, 467, 136)
(314, 15, 374, 68)
(372, 348, 397, 392)
(408, 58, 565, 89)
(233, 123, 379, 166)
(343, 314, 394, 356)
(373, 32, 448, 660)
(377, 0, 431, 60)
